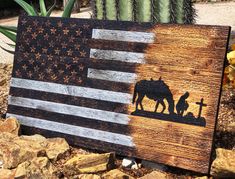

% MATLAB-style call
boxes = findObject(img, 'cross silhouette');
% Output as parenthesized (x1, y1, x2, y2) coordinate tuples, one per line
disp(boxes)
(196, 98, 207, 119)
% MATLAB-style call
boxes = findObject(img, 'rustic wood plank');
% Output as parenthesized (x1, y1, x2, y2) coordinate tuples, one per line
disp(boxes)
(7, 15, 231, 174)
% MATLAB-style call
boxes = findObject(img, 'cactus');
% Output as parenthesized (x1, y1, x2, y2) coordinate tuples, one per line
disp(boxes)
(119, 0, 133, 21)
(105, 0, 117, 20)
(135, 0, 151, 22)
(92, 0, 196, 24)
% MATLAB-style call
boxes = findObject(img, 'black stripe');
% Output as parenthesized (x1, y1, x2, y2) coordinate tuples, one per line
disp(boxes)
(18, 39, 148, 55)
(7, 105, 130, 135)
(9, 87, 130, 114)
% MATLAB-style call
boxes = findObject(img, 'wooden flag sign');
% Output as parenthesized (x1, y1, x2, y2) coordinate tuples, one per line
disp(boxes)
(7, 15, 230, 173)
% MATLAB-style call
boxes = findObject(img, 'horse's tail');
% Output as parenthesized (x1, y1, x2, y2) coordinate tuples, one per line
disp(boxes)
(132, 84, 138, 104)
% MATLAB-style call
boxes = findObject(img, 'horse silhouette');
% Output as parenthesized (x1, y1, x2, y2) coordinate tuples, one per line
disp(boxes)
(132, 78, 175, 114)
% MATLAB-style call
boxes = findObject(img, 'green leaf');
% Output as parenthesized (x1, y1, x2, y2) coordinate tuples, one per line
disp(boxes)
(62, 0, 76, 17)
(0, 46, 15, 54)
(0, 28, 17, 43)
(0, 25, 17, 33)
(14, 0, 37, 16)
(46, 0, 57, 17)
(39, 0, 47, 16)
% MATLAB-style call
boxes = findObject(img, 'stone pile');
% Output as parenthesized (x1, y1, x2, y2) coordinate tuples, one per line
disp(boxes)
(1, 116, 235, 178)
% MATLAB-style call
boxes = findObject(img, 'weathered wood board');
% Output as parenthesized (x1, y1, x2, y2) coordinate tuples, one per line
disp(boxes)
(7, 15, 230, 173)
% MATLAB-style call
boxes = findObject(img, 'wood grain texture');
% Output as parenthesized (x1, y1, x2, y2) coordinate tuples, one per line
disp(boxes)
(8, 16, 231, 174)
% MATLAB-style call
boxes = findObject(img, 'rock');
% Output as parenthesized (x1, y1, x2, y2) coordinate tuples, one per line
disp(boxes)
(122, 158, 136, 168)
(77, 174, 101, 179)
(0, 117, 20, 135)
(141, 160, 168, 171)
(0, 133, 47, 169)
(102, 169, 134, 179)
(46, 138, 70, 161)
(131, 163, 139, 170)
(139, 171, 168, 179)
(64, 153, 115, 176)
(227, 122, 235, 133)
(0, 169, 15, 179)
(14, 157, 57, 179)
(210, 148, 235, 178)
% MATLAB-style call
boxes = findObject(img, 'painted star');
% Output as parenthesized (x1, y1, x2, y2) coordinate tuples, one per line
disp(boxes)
(23, 52, 29, 58)
(71, 70, 77, 76)
(79, 64, 84, 71)
(51, 74, 57, 80)
(57, 21, 63, 27)
(74, 44, 81, 50)
(69, 36, 75, 43)
(35, 53, 41, 59)
(30, 46, 36, 53)
(67, 49, 73, 56)
(63, 76, 69, 83)
(47, 55, 53, 61)
(70, 23, 76, 28)
(49, 41, 55, 47)
(31, 32, 38, 39)
(61, 42, 67, 49)
(46, 68, 52, 74)
(50, 27, 57, 34)
(39, 73, 45, 80)
(80, 50, 87, 57)
(72, 57, 79, 63)
(38, 26, 44, 33)
(63, 28, 69, 35)
(29, 59, 34, 65)
(54, 48, 61, 55)
(76, 29, 82, 36)
(22, 64, 28, 71)
(43, 33, 49, 40)
(77, 77, 83, 83)
(42, 48, 48, 54)
(21, 19, 27, 25)
(83, 24, 90, 29)
(26, 26, 32, 32)
(45, 20, 51, 27)
(33, 20, 39, 26)
(34, 66, 40, 72)
(59, 69, 64, 74)
(28, 71, 33, 78)
(65, 64, 71, 69)
(15, 70, 21, 77)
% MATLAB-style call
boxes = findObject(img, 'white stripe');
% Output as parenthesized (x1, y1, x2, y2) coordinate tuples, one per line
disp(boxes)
(6, 113, 134, 147)
(10, 78, 132, 104)
(92, 29, 155, 43)
(88, 68, 137, 84)
(8, 96, 130, 125)
(90, 49, 145, 64)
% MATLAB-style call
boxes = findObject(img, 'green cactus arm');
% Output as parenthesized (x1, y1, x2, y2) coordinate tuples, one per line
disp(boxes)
(62, 0, 76, 18)
(105, 0, 117, 20)
(0, 25, 17, 33)
(95, 0, 104, 19)
(0, 28, 17, 43)
(175, 0, 184, 24)
(119, 0, 133, 21)
(135, 0, 151, 22)
(39, 0, 47, 16)
(14, 0, 37, 16)
(155, 0, 171, 23)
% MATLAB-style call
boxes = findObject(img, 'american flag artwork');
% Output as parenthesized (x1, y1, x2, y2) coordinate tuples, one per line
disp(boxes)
(7, 15, 230, 173)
